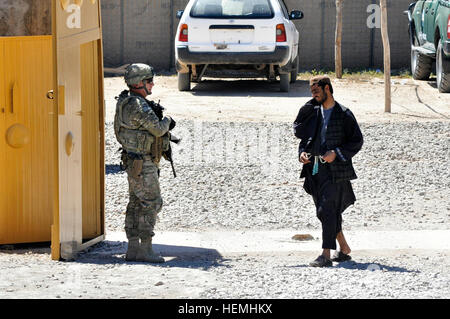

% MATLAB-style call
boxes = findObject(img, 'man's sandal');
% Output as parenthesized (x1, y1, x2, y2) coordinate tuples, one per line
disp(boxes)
(309, 255, 333, 267)
(331, 251, 352, 262)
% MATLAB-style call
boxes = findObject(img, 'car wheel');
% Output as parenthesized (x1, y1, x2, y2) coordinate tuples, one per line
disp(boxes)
(178, 72, 191, 91)
(290, 56, 299, 84)
(411, 37, 432, 80)
(280, 73, 290, 92)
(436, 41, 450, 93)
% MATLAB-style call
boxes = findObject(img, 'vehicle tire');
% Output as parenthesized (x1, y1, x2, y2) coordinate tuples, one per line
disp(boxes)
(411, 37, 432, 80)
(178, 72, 191, 91)
(290, 56, 299, 83)
(436, 42, 450, 93)
(280, 73, 290, 92)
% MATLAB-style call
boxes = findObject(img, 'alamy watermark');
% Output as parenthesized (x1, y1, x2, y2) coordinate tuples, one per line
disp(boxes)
(173, 121, 284, 178)
(62, 0, 89, 29)
(66, 4, 81, 29)
(65, 3, 384, 30)
(367, 4, 381, 29)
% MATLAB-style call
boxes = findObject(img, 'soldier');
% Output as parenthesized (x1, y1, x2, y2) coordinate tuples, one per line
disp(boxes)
(114, 63, 176, 263)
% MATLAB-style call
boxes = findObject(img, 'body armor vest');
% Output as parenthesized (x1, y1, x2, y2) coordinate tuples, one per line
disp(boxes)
(114, 91, 168, 158)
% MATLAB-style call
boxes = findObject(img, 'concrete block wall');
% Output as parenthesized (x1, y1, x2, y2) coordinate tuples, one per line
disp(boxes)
(101, 0, 176, 69)
(0, 0, 51, 36)
(101, 0, 413, 71)
(289, 0, 412, 70)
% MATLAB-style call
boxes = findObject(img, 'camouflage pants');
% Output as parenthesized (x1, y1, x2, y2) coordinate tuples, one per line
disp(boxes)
(125, 157, 163, 241)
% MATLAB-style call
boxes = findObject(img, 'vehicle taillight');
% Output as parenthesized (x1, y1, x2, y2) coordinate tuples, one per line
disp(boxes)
(276, 24, 287, 42)
(447, 14, 450, 39)
(179, 24, 188, 42)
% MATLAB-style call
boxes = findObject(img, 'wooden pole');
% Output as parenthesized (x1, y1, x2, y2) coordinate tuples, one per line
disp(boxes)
(380, 0, 391, 113)
(335, 0, 343, 79)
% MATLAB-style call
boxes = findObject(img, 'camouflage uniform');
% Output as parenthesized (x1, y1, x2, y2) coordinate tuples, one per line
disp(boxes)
(114, 64, 173, 263)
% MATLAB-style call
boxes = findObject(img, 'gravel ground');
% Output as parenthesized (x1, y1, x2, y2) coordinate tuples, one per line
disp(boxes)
(1, 76, 449, 300)
(199, 250, 450, 299)
(105, 120, 450, 233)
(1, 244, 448, 299)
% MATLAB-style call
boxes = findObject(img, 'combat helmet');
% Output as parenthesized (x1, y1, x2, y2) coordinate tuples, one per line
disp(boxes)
(124, 63, 154, 87)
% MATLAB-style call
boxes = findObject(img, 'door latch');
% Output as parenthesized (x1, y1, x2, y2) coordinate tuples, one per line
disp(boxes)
(47, 90, 54, 100)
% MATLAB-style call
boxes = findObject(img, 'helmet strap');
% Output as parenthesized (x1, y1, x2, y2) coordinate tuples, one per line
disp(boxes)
(144, 85, 151, 96)
(129, 83, 151, 96)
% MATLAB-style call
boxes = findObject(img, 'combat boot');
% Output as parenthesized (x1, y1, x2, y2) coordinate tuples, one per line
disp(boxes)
(125, 238, 140, 261)
(136, 238, 165, 263)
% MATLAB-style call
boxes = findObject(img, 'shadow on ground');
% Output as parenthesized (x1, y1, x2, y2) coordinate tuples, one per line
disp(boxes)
(334, 260, 420, 273)
(0, 242, 50, 255)
(74, 241, 227, 270)
(190, 79, 311, 98)
(0, 241, 227, 270)
(106, 164, 122, 175)
(286, 260, 419, 273)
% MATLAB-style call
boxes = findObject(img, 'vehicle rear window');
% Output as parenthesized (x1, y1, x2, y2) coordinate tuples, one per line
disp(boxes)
(190, 0, 274, 19)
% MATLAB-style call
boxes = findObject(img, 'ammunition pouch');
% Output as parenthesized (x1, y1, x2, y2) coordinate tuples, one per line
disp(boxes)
(151, 135, 171, 164)
(117, 127, 155, 155)
(130, 159, 144, 179)
(162, 134, 170, 152)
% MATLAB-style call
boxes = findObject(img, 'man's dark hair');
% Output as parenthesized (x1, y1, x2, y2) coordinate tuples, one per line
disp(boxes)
(310, 75, 334, 95)
(318, 80, 333, 95)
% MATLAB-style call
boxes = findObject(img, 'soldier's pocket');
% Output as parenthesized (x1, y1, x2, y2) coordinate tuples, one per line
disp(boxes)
(130, 159, 144, 179)
(125, 213, 136, 229)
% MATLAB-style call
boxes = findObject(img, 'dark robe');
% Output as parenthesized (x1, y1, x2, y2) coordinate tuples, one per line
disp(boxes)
(293, 99, 364, 249)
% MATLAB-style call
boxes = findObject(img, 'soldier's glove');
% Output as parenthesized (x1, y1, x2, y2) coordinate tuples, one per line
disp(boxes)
(169, 117, 176, 131)
(170, 134, 182, 145)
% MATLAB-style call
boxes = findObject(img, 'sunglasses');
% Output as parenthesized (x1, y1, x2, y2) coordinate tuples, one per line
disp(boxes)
(144, 78, 154, 84)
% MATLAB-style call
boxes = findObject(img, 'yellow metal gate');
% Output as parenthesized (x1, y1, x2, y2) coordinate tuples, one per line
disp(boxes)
(52, 0, 105, 260)
(0, 36, 54, 244)
(0, 1, 105, 261)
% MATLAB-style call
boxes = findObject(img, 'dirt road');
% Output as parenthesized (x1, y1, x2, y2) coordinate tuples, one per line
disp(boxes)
(1, 74, 449, 300)
(104, 75, 450, 123)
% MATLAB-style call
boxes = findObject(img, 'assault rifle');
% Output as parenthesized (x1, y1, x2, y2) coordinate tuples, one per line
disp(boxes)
(164, 134, 181, 178)
(149, 99, 180, 178)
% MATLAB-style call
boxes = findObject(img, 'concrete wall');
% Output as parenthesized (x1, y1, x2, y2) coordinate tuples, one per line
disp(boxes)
(101, 0, 413, 71)
(0, 0, 51, 36)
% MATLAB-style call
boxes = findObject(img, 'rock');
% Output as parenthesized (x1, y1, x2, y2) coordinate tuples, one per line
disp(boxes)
(292, 234, 314, 241)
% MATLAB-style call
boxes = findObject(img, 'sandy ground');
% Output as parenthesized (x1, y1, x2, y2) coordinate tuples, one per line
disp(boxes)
(1, 74, 449, 300)
(105, 75, 450, 123)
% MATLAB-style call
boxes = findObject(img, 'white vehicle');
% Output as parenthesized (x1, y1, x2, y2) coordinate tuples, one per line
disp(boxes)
(175, 0, 303, 92)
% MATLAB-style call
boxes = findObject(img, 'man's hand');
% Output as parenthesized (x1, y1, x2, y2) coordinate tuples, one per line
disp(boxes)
(299, 152, 311, 164)
(321, 150, 336, 163)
